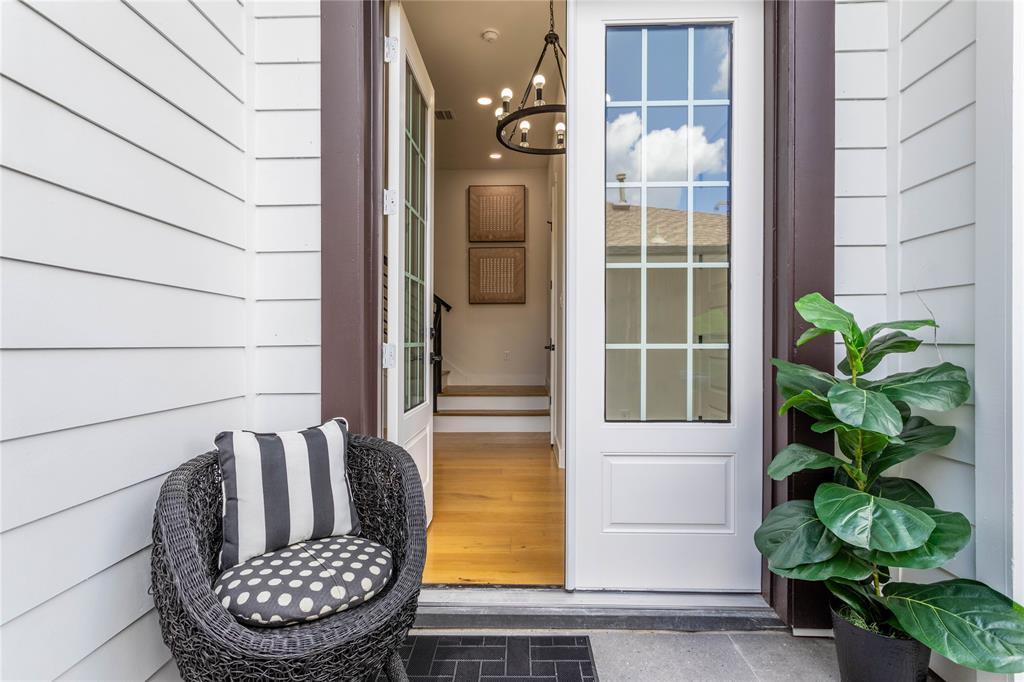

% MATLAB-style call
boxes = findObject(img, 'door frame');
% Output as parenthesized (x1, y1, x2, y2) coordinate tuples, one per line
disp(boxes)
(320, 0, 835, 629)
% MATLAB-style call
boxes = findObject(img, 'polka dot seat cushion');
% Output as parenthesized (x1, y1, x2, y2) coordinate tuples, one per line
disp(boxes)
(213, 535, 393, 627)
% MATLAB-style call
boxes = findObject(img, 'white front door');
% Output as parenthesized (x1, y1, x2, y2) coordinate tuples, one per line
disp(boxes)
(386, 1, 435, 525)
(568, 0, 763, 591)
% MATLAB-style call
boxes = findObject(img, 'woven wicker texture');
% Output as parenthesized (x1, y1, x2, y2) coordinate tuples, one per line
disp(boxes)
(151, 435, 426, 681)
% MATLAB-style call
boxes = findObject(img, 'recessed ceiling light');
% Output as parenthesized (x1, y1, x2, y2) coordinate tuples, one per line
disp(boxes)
(489, 153, 502, 160)
(477, 96, 493, 106)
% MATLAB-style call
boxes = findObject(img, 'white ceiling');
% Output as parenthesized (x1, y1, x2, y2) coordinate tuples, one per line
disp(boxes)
(402, 0, 567, 170)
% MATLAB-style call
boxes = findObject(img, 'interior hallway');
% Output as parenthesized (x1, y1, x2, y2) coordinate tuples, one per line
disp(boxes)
(424, 433, 565, 585)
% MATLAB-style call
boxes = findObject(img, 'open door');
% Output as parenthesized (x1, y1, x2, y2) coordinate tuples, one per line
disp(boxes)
(386, 1, 435, 525)
(569, 0, 764, 590)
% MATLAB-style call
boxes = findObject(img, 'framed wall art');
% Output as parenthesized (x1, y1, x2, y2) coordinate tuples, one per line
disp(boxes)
(467, 185, 526, 242)
(468, 246, 526, 304)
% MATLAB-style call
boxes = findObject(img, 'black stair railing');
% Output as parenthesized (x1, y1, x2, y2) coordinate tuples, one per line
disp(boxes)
(431, 294, 452, 410)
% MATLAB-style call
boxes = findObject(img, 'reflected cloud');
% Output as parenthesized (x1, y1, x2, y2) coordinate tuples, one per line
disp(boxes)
(606, 111, 726, 182)
(710, 29, 730, 95)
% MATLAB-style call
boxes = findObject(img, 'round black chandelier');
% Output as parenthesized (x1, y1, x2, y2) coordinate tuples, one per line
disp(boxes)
(494, 0, 566, 156)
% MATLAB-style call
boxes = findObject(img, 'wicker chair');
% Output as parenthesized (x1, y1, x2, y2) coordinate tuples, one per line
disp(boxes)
(151, 435, 426, 681)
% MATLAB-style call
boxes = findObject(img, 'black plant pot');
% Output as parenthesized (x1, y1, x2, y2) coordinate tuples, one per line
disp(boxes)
(831, 607, 931, 682)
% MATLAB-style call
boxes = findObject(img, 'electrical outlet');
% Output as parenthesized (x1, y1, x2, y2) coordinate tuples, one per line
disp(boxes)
(503, 350, 511, 361)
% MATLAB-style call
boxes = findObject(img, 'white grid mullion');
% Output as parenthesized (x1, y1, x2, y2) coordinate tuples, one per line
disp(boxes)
(686, 27, 696, 421)
(638, 27, 649, 421)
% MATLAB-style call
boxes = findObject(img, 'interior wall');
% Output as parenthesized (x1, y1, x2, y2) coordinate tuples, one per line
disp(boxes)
(435, 168, 551, 386)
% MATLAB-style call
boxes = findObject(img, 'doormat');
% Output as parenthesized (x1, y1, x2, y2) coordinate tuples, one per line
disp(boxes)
(378, 634, 599, 681)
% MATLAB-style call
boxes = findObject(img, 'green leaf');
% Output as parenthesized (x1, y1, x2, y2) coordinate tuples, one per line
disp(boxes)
(827, 383, 904, 437)
(872, 508, 971, 569)
(863, 318, 937, 344)
(838, 332, 923, 375)
(866, 416, 957, 481)
(827, 578, 889, 623)
(772, 359, 838, 398)
(873, 362, 971, 412)
(768, 444, 840, 480)
(754, 500, 842, 569)
(811, 420, 844, 433)
(794, 293, 863, 347)
(836, 428, 890, 461)
(796, 326, 832, 346)
(885, 580, 1024, 674)
(770, 549, 873, 581)
(778, 389, 830, 416)
(870, 476, 935, 508)
(814, 483, 936, 552)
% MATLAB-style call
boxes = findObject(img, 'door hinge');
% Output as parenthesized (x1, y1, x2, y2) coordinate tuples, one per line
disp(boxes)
(383, 188, 399, 215)
(382, 342, 397, 369)
(384, 36, 399, 63)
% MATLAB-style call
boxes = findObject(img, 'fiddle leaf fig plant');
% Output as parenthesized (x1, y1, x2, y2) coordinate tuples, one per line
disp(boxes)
(755, 292, 1024, 674)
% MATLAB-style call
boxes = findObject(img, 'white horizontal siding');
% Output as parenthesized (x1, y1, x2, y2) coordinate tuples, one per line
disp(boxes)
(24, 0, 244, 148)
(255, 205, 321, 251)
(2, 79, 245, 246)
(250, 13, 322, 433)
(255, 62, 320, 109)
(895, 0, 978, 609)
(58, 610, 170, 681)
(0, 549, 154, 681)
(1, 399, 245, 532)
(833, 2, 981, 645)
(0, 0, 254, 676)
(2, 0, 244, 197)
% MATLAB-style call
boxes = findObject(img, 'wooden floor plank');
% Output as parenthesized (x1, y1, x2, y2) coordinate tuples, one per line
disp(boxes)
(424, 433, 565, 586)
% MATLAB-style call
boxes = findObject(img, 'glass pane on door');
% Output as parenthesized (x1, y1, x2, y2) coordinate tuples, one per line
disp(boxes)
(605, 24, 732, 422)
(404, 64, 427, 412)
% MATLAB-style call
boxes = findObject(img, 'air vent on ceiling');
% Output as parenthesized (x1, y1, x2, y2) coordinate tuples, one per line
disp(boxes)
(435, 109, 456, 121)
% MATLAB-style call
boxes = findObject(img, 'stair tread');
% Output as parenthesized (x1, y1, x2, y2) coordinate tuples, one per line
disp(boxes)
(441, 385, 548, 397)
(434, 408, 550, 417)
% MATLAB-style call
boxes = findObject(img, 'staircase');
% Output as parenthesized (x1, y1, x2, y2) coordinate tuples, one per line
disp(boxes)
(434, 385, 550, 433)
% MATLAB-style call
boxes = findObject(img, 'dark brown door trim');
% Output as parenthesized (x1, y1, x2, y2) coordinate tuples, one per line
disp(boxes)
(762, 0, 836, 629)
(321, 0, 384, 436)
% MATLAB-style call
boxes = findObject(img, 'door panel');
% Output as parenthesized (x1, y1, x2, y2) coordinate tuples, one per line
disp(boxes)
(570, 0, 763, 591)
(387, 1, 434, 525)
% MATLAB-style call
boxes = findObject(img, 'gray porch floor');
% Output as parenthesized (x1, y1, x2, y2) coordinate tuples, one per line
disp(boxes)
(152, 629, 841, 681)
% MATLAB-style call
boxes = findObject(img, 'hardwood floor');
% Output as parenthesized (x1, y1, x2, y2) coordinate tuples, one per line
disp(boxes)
(424, 432, 565, 585)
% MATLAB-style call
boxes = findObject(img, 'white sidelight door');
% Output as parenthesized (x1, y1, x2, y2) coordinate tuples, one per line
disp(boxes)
(569, 0, 763, 591)
(386, 2, 435, 525)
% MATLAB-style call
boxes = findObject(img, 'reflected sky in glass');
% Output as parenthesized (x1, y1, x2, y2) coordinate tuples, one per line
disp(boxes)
(692, 106, 729, 181)
(606, 28, 641, 102)
(693, 27, 731, 99)
(647, 27, 687, 100)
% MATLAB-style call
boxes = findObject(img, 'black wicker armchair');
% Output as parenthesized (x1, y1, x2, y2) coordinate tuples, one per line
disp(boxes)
(151, 435, 426, 681)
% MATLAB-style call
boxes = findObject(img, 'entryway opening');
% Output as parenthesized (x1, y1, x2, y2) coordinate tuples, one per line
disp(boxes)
(385, 0, 568, 587)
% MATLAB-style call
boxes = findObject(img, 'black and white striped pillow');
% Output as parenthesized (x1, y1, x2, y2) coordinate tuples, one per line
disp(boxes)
(215, 418, 361, 570)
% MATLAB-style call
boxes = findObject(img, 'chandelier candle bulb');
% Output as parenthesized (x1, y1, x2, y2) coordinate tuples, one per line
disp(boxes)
(519, 119, 530, 147)
(494, 106, 504, 119)
(533, 74, 546, 105)
(501, 87, 513, 115)
(555, 121, 566, 148)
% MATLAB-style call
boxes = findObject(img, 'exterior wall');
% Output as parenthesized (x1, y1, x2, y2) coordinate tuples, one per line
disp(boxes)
(434, 168, 552, 387)
(251, 1, 322, 431)
(0, 1, 320, 679)
(834, 1, 1018, 679)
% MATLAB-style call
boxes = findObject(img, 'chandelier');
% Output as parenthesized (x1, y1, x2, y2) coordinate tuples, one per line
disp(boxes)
(494, 0, 566, 155)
